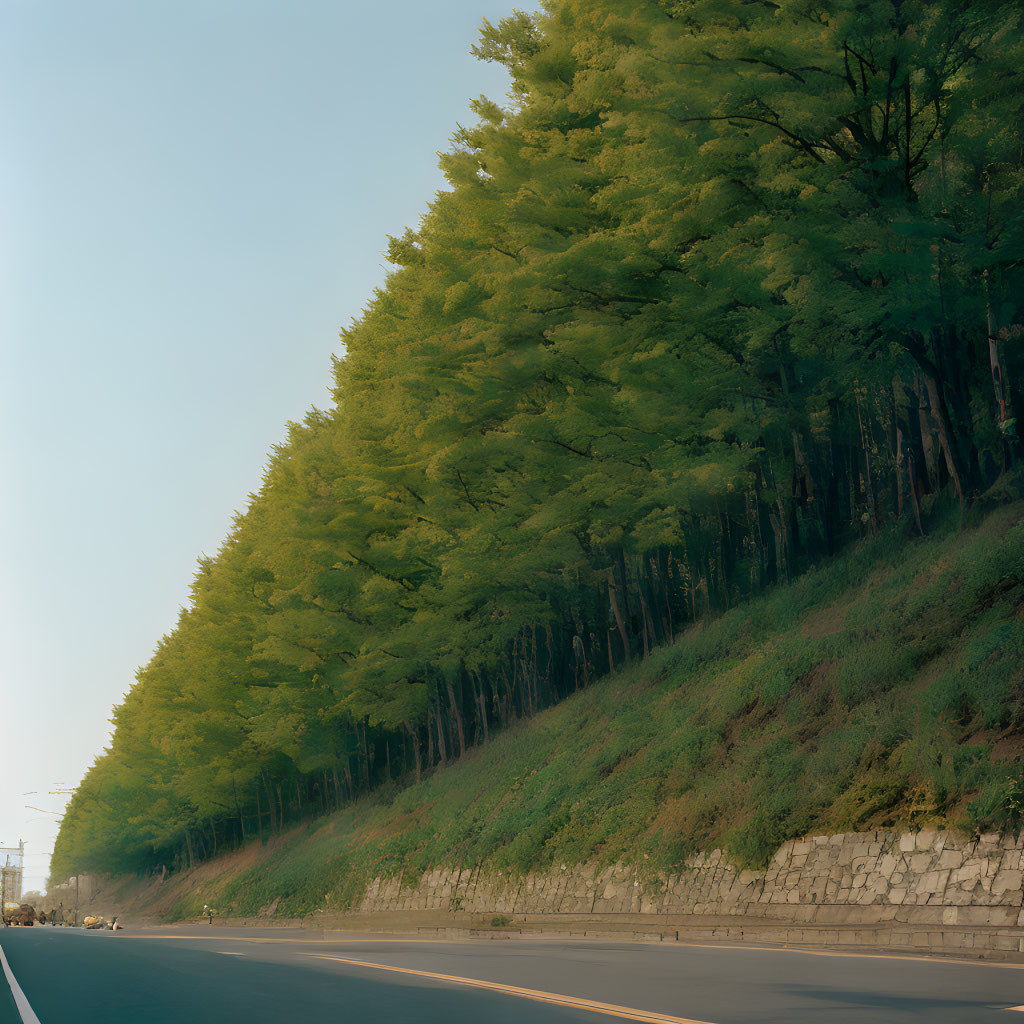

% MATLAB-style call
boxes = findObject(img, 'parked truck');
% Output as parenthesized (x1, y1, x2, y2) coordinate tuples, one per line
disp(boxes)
(2, 902, 36, 926)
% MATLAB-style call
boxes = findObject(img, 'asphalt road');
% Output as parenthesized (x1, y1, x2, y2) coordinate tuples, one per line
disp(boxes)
(2, 926, 1024, 1023)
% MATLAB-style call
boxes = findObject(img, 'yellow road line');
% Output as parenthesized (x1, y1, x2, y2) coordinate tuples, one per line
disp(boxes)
(305, 953, 717, 1024)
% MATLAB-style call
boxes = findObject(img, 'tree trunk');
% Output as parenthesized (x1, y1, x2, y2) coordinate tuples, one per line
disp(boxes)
(923, 372, 965, 504)
(638, 582, 651, 658)
(262, 770, 277, 833)
(406, 722, 422, 781)
(662, 550, 674, 643)
(914, 375, 940, 490)
(445, 678, 465, 757)
(435, 694, 448, 763)
(337, 761, 348, 806)
(478, 677, 489, 744)
(823, 399, 843, 556)
(607, 566, 630, 663)
(986, 271, 1016, 465)
(855, 387, 878, 534)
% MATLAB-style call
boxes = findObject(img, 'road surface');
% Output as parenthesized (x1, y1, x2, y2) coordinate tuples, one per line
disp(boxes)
(2, 926, 1024, 1023)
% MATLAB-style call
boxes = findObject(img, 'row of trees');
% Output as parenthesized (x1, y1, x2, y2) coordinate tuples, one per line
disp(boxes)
(53, 0, 1024, 880)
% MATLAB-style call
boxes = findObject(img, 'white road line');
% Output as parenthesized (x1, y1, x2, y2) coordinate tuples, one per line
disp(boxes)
(0, 940, 42, 1024)
(217, 952, 245, 956)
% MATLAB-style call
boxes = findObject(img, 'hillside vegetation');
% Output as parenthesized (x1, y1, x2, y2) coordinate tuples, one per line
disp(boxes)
(125, 503, 1024, 921)
(55, 0, 1024, 882)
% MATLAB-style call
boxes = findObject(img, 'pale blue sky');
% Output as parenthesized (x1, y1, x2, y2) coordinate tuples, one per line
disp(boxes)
(1, 0, 514, 891)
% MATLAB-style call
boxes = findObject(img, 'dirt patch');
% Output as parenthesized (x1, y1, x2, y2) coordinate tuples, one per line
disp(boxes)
(801, 600, 850, 638)
(257, 895, 281, 917)
(983, 733, 1024, 765)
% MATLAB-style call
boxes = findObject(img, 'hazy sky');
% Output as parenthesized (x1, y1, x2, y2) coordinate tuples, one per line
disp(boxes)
(1, 0, 513, 892)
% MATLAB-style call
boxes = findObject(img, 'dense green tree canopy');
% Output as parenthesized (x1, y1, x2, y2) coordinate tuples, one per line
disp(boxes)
(54, 0, 1024, 881)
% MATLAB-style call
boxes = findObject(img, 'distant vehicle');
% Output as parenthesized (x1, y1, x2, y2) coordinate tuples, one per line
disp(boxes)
(3, 902, 37, 926)
(82, 914, 121, 930)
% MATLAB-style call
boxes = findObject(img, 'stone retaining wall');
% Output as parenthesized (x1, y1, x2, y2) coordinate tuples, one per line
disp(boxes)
(356, 827, 1024, 932)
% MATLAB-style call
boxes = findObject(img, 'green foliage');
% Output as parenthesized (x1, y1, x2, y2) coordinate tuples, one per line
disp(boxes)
(113, 507, 1024, 919)
(54, 0, 1024, 885)
(968, 770, 1024, 834)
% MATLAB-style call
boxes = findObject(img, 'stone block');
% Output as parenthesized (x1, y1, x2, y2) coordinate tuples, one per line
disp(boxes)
(899, 833, 916, 853)
(980, 832, 1001, 845)
(916, 869, 950, 895)
(877, 855, 899, 879)
(909, 853, 934, 873)
(1000, 850, 1023, 873)
(991, 869, 1023, 896)
(953, 862, 981, 886)
(946, 888, 973, 906)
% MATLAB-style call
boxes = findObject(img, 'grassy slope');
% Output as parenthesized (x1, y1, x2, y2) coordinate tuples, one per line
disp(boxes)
(127, 501, 1024, 921)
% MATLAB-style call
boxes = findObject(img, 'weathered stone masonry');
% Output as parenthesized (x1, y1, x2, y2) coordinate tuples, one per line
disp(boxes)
(352, 828, 1024, 951)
